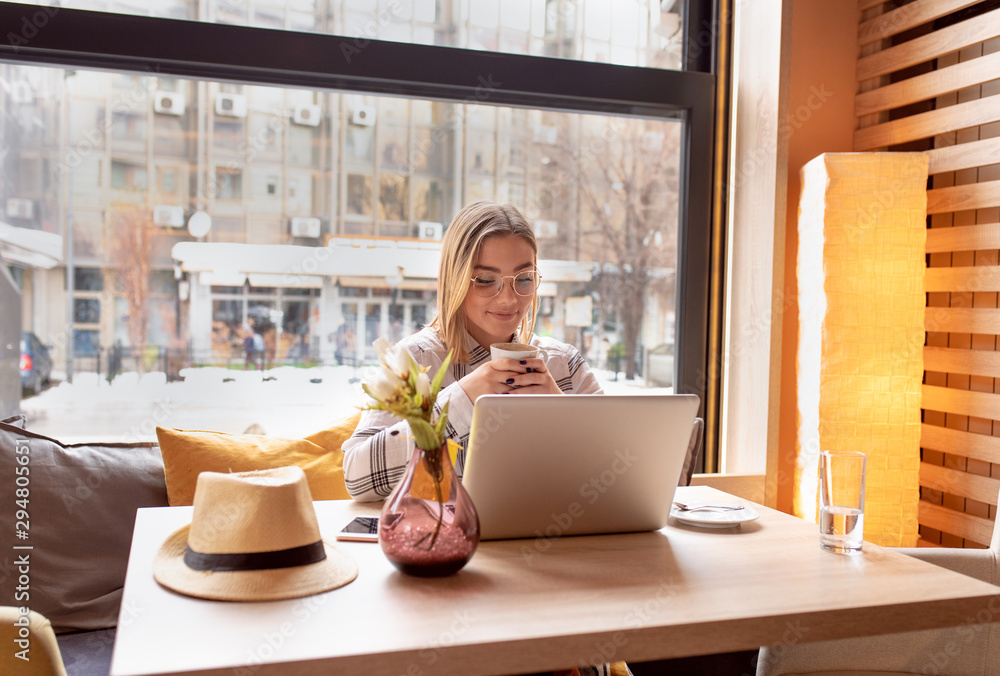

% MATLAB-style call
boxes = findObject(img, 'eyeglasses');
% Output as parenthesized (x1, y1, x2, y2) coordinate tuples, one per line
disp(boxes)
(469, 270, 542, 298)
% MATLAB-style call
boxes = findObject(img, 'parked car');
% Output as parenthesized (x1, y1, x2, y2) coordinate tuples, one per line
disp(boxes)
(20, 331, 53, 396)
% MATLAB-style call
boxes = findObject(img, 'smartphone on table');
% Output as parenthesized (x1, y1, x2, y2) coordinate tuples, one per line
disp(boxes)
(336, 516, 380, 542)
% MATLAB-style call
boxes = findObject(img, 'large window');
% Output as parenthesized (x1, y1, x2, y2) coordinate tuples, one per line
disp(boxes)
(0, 1, 715, 448)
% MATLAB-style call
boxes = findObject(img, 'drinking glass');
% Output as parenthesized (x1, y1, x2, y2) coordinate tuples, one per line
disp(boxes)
(819, 450, 866, 553)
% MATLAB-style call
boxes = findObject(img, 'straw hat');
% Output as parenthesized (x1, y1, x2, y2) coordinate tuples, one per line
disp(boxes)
(154, 466, 358, 601)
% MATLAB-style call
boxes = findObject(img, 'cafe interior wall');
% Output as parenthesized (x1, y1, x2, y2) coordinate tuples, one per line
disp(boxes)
(711, 0, 853, 504)
(775, 1, 858, 515)
(718, 0, 857, 512)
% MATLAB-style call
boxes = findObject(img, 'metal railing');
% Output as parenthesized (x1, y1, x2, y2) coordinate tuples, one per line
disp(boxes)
(71, 341, 330, 383)
(69, 342, 653, 384)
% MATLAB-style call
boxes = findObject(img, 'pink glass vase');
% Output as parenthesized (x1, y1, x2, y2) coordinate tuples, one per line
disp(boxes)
(379, 443, 480, 577)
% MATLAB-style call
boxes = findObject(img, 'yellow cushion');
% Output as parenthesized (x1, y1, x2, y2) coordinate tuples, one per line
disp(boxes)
(156, 411, 361, 506)
(0, 607, 67, 676)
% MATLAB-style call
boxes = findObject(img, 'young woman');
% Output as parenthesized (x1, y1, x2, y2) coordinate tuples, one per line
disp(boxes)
(342, 200, 603, 502)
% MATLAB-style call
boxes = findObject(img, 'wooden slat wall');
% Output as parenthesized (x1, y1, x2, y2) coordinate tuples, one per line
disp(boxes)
(855, 0, 1000, 548)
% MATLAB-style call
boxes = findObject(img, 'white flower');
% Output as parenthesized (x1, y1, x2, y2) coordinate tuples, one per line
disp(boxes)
(367, 370, 400, 403)
(390, 346, 411, 378)
(362, 339, 454, 453)
(373, 337, 392, 360)
(375, 337, 411, 378)
(415, 371, 431, 398)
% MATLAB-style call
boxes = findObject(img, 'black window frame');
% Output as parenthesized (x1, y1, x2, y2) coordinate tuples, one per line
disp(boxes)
(0, 0, 718, 439)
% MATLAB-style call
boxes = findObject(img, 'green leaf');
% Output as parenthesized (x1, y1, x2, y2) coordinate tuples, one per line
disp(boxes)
(430, 350, 453, 399)
(433, 400, 450, 438)
(409, 417, 439, 451)
(409, 359, 420, 389)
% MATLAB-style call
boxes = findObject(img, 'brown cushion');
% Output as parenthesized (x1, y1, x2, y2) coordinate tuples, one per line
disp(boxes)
(0, 421, 167, 633)
(156, 411, 361, 506)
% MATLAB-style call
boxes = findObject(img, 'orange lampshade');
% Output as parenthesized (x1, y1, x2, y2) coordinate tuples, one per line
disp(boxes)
(795, 152, 928, 547)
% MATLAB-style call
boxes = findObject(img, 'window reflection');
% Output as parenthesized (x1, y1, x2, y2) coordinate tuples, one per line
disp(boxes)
(74, 299, 101, 324)
(111, 160, 148, 191)
(213, 168, 243, 200)
(347, 174, 372, 215)
(73, 329, 101, 357)
(74, 268, 105, 292)
(378, 174, 408, 222)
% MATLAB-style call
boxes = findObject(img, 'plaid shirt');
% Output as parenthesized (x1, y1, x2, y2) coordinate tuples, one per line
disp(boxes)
(342, 327, 603, 501)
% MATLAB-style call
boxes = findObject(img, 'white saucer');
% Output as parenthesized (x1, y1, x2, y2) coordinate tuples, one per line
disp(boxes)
(670, 504, 759, 529)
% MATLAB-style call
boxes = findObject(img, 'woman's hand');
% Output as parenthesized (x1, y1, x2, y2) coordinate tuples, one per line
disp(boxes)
(457, 358, 562, 402)
(505, 357, 562, 394)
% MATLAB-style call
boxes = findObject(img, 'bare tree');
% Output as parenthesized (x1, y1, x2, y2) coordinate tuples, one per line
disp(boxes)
(106, 203, 153, 368)
(543, 116, 680, 379)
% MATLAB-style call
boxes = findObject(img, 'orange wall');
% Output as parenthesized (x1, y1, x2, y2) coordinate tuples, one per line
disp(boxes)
(775, 1, 858, 513)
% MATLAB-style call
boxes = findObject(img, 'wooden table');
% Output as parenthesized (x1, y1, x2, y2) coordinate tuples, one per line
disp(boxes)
(110, 486, 1000, 676)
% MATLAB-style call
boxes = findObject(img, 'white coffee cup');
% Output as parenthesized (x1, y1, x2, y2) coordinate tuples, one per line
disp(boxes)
(490, 342, 549, 363)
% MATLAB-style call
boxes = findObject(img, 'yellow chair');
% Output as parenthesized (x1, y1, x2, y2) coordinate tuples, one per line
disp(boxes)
(757, 489, 1000, 676)
(0, 607, 67, 676)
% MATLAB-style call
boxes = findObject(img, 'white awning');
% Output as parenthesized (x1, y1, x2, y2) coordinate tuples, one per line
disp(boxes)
(199, 271, 246, 287)
(0, 221, 63, 269)
(248, 273, 323, 289)
(172, 241, 594, 288)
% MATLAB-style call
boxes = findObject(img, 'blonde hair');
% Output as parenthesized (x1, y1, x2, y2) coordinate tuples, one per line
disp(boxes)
(429, 200, 539, 363)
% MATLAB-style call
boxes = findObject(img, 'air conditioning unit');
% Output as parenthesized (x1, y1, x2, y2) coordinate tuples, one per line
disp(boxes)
(350, 105, 376, 127)
(153, 205, 185, 228)
(215, 93, 247, 118)
(532, 125, 558, 145)
(290, 217, 321, 238)
(534, 219, 558, 238)
(417, 221, 443, 240)
(6, 198, 34, 219)
(292, 104, 321, 127)
(154, 91, 186, 116)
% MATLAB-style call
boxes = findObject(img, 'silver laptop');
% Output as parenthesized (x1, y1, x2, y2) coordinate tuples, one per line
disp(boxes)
(462, 393, 701, 541)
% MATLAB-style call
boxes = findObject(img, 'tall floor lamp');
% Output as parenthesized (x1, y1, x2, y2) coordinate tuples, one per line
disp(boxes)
(796, 152, 928, 547)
